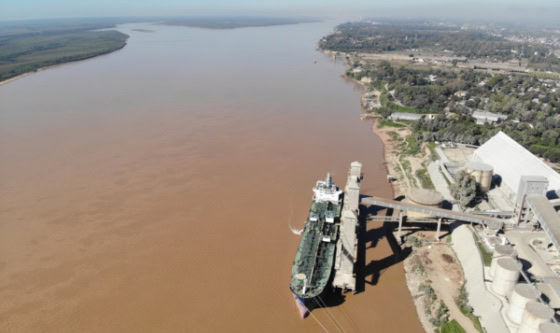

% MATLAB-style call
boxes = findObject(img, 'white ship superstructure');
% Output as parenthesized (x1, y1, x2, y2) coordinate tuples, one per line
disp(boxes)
(312, 173, 343, 203)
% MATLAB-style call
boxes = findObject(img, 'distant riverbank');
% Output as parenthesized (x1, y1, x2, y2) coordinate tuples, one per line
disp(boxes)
(0, 30, 128, 84)
(0, 43, 127, 86)
(158, 16, 319, 30)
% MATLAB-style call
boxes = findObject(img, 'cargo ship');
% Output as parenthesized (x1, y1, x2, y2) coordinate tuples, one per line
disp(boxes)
(289, 173, 343, 318)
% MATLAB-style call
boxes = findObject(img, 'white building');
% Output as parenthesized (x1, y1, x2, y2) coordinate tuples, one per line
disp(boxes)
(472, 131, 560, 200)
(472, 110, 508, 125)
(389, 112, 424, 122)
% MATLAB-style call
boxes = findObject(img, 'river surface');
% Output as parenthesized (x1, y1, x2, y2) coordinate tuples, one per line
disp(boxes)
(0, 21, 422, 332)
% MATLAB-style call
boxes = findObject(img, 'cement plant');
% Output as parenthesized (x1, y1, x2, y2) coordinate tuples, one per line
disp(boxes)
(292, 131, 560, 332)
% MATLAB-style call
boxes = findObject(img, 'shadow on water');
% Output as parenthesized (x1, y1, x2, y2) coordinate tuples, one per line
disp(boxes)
(320, 291, 346, 307)
(354, 202, 412, 294)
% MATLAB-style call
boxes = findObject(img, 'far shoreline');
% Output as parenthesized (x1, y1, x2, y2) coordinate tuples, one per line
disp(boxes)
(157, 19, 321, 30)
(0, 42, 128, 87)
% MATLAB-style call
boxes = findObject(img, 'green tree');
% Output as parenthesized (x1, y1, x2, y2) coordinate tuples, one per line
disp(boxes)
(450, 170, 478, 207)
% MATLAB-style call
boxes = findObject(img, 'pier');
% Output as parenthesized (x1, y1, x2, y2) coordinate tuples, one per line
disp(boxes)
(332, 162, 362, 293)
(331, 163, 509, 294)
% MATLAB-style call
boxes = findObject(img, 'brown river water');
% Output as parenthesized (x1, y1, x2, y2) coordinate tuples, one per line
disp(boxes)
(0, 21, 422, 332)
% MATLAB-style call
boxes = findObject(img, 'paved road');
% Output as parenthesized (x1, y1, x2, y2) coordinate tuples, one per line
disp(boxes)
(428, 161, 454, 202)
(452, 225, 509, 333)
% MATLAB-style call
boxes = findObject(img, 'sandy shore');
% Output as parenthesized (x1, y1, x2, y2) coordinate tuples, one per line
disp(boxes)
(0, 72, 37, 86)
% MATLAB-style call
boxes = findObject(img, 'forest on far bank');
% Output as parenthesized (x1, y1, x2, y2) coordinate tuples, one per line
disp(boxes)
(0, 20, 130, 82)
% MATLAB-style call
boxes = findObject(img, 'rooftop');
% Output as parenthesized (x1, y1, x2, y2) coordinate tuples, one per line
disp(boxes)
(408, 189, 444, 206)
(472, 110, 507, 120)
(526, 194, 560, 252)
(464, 161, 493, 172)
(473, 131, 560, 196)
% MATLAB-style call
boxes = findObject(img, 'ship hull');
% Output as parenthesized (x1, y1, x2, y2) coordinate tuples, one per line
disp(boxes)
(289, 174, 342, 318)
(294, 296, 310, 319)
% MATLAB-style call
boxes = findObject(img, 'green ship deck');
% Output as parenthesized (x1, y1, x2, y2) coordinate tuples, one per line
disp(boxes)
(290, 200, 341, 299)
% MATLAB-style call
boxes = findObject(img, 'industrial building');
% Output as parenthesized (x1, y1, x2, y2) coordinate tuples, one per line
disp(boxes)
(472, 131, 560, 200)
(388, 112, 424, 122)
(472, 110, 508, 125)
(424, 131, 560, 332)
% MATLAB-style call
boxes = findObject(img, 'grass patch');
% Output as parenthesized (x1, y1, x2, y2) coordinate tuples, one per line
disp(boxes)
(456, 284, 484, 333)
(416, 168, 435, 189)
(387, 131, 401, 141)
(380, 93, 430, 114)
(427, 142, 440, 161)
(440, 320, 466, 333)
(379, 119, 406, 128)
(472, 232, 493, 267)
(461, 310, 484, 333)
(406, 133, 421, 156)
(532, 71, 560, 80)
(400, 158, 418, 187)
(439, 166, 451, 185)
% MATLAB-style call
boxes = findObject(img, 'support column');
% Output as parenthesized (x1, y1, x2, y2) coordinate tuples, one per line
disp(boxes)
(398, 212, 404, 241)
(436, 218, 442, 241)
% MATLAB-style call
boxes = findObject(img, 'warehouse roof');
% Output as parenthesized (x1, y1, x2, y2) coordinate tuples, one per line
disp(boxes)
(473, 131, 560, 195)
(389, 112, 424, 121)
(472, 110, 507, 121)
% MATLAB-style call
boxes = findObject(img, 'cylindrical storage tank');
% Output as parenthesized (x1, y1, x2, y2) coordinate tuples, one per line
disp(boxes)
(464, 161, 494, 192)
(540, 322, 560, 333)
(491, 257, 521, 297)
(490, 244, 517, 278)
(406, 189, 444, 218)
(507, 284, 541, 325)
(519, 302, 554, 333)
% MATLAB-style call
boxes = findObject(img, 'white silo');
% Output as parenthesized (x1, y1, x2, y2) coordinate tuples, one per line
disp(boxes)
(490, 244, 517, 278)
(540, 322, 560, 333)
(507, 284, 541, 325)
(519, 302, 554, 333)
(491, 257, 521, 297)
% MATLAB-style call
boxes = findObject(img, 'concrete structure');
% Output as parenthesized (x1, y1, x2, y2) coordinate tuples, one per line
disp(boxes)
(540, 322, 560, 333)
(362, 196, 504, 229)
(406, 189, 444, 218)
(388, 112, 424, 122)
(473, 132, 560, 200)
(464, 161, 494, 192)
(451, 225, 509, 333)
(507, 284, 541, 325)
(491, 257, 521, 296)
(538, 277, 560, 310)
(517, 176, 549, 208)
(524, 194, 560, 252)
(519, 301, 554, 333)
(490, 244, 517, 278)
(333, 162, 362, 292)
(472, 110, 508, 125)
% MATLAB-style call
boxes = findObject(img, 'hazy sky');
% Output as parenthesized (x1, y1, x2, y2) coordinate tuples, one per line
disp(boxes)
(1, 0, 559, 22)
